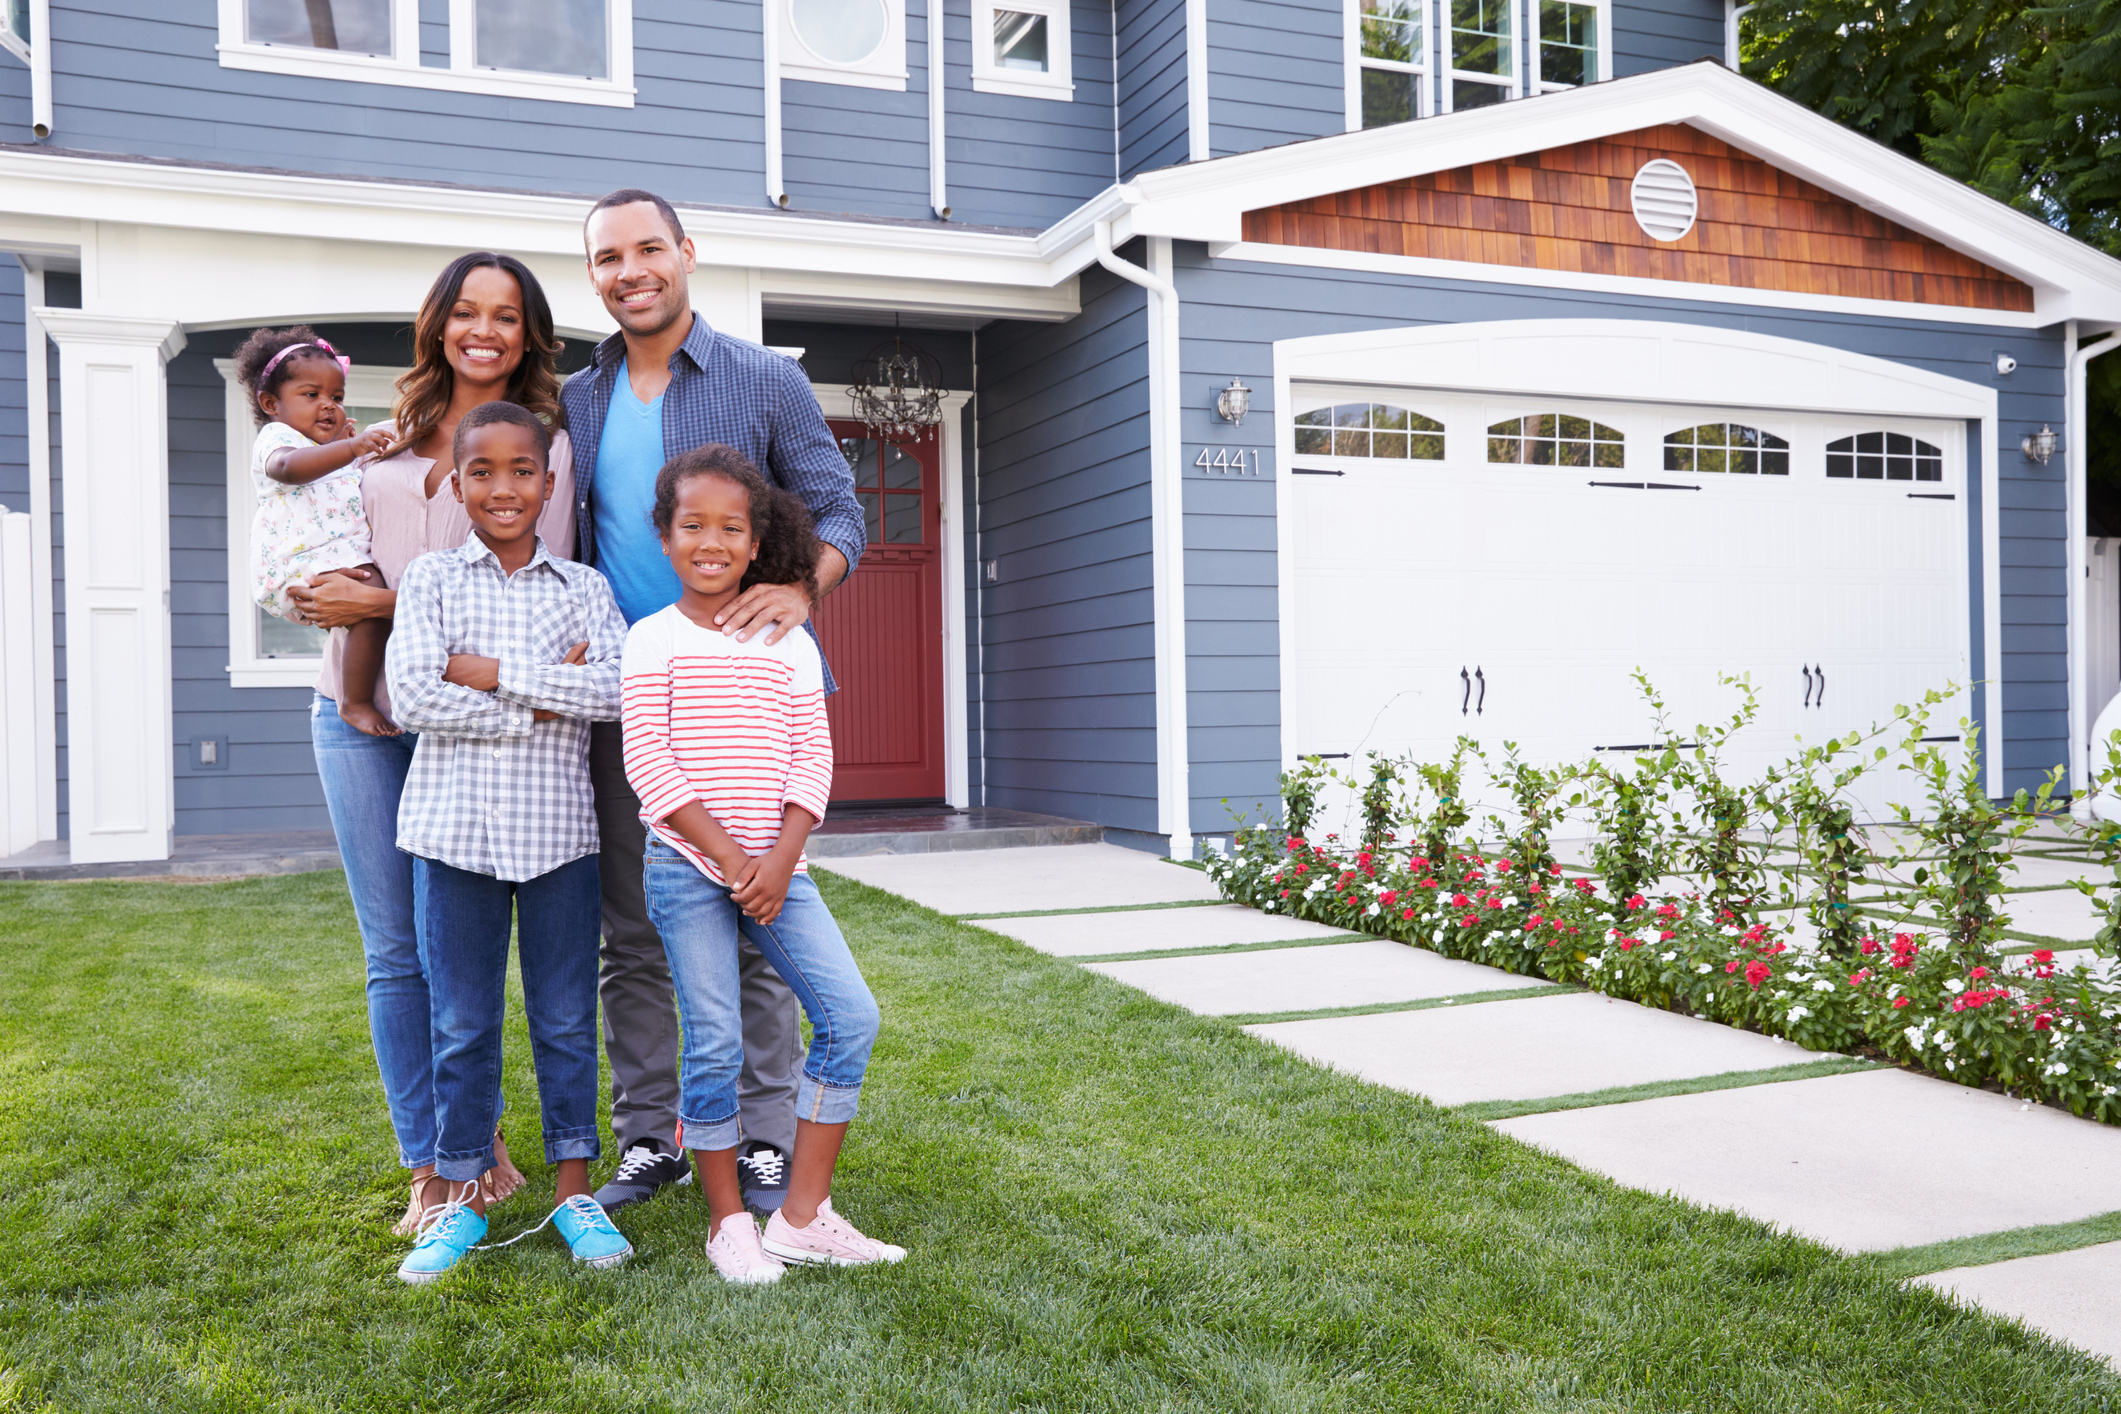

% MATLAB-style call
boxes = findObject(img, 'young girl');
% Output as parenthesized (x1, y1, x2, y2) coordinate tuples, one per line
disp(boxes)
(622, 445, 902, 1285)
(235, 326, 395, 736)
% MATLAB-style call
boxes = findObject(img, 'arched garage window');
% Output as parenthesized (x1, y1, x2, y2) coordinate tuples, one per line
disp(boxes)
(1487, 413, 1623, 467)
(1663, 423, 1789, 475)
(1293, 403, 1445, 459)
(1827, 432, 1942, 482)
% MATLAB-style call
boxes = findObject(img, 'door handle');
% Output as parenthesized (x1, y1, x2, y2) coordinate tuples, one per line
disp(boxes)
(1802, 664, 1814, 709)
(1475, 666, 1486, 715)
(1815, 664, 1826, 708)
(1460, 666, 1471, 716)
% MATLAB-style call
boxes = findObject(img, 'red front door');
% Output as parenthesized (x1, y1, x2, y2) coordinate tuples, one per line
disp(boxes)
(812, 421, 947, 802)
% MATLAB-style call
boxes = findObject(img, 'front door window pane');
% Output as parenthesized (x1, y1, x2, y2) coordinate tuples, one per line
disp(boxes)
(247, 0, 394, 54)
(994, 10, 1050, 70)
(475, 0, 608, 78)
(1451, 0, 1510, 76)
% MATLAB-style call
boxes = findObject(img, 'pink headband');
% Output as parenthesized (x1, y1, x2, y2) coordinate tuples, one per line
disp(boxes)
(259, 338, 352, 384)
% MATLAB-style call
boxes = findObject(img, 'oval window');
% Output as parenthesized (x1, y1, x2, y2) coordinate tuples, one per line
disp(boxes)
(792, 0, 889, 65)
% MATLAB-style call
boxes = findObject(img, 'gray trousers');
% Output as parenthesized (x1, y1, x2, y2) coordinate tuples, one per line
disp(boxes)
(589, 720, 801, 1156)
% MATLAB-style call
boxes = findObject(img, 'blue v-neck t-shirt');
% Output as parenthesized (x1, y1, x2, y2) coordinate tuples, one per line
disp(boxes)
(591, 359, 684, 625)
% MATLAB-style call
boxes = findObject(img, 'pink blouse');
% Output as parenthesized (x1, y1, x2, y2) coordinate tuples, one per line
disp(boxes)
(313, 421, 577, 712)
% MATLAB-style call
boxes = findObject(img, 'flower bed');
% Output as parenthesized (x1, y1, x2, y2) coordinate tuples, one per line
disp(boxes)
(1207, 829, 2121, 1123)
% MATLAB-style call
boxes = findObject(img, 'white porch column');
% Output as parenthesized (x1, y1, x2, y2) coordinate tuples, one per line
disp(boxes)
(37, 310, 186, 864)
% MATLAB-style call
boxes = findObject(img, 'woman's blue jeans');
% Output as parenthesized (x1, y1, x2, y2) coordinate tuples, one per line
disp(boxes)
(642, 838, 880, 1151)
(310, 695, 434, 1169)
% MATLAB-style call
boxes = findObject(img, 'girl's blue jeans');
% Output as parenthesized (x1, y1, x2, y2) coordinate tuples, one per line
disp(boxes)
(413, 853, 604, 1183)
(642, 838, 879, 1151)
(310, 695, 434, 1169)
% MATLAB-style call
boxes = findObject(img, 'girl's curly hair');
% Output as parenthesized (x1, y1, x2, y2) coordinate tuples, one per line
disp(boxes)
(232, 324, 337, 426)
(651, 445, 820, 599)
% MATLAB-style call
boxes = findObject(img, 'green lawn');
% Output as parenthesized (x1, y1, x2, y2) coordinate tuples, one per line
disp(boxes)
(1, 871, 2114, 1412)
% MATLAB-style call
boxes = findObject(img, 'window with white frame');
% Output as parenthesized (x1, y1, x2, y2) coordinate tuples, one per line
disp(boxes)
(969, 0, 1072, 99)
(0, 0, 29, 62)
(1530, 0, 1599, 91)
(217, 358, 405, 688)
(217, 0, 635, 107)
(1351, 0, 1426, 129)
(783, 0, 911, 90)
(1446, 0, 1513, 111)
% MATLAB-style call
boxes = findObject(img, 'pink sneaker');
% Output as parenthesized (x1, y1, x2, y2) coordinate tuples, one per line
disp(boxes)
(706, 1212, 785, 1285)
(761, 1198, 906, 1267)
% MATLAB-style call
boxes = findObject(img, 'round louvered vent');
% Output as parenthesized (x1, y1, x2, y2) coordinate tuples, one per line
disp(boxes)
(1630, 159, 1698, 242)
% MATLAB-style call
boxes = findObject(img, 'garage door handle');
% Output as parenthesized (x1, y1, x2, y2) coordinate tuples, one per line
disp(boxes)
(1815, 664, 1826, 707)
(1589, 480, 1646, 490)
(1291, 467, 1344, 476)
(1802, 664, 1815, 708)
(1646, 482, 1700, 491)
(1475, 666, 1486, 715)
(1908, 493, 1954, 500)
(1460, 666, 1471, 715)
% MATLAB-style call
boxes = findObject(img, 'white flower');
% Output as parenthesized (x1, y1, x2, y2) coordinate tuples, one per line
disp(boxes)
(1697, 963, 1712, 974)
(1787, 1005, 1811, 1021)
(1944, 978, 1965, 993)
(1366, 903, 1381, 917)
(1661, 950, 1677, 962)
(1812, 980, 1835, 993)
(1904, 1026, 1927, 1048)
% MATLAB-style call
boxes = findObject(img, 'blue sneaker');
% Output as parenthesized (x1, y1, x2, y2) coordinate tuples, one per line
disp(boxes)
(552, 1193, 633, 1269)
(398, 1199, 487, 1285)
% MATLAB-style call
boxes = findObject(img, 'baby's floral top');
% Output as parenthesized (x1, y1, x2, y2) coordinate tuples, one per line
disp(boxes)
(251, 421, 371, 618)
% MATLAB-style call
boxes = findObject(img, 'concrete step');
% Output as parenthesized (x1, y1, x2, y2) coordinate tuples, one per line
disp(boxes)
(0, 831, 343, 882)
(808, 807, 1101, 858)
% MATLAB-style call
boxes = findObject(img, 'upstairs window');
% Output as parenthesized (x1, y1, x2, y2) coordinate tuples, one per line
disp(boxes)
(1448, 0, 1513, 111)
(1533, 0, 1599, 90)
(1664, 423, 1789, 475)
(1, 0, 28, 60)
(1488, 413, 1623, 466)
(1827, 432, 1943, 482)
(1294, 404, 1445, 459)
(972, 0, 1073, 98)
(246, 0, 394, 54)
(1355, 0, 1427, 129)
(472, 0, 610, 80)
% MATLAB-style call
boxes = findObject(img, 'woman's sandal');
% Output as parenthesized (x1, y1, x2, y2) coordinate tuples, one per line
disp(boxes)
(394, 1169, 448, 1237)
(485, 1126, 526, 1206)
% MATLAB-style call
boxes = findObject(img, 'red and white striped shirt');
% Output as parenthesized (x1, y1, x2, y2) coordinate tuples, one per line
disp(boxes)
(621, 604, 833, 885)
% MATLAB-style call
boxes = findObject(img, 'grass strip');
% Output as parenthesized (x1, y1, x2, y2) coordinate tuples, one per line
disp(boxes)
(1063, 932, 1370, 964)
(1456, 1056, 1886, 1123)
(1860, 1211, 2121, 1282)
(1223, 985, 1575, 1027)
(952, 898, 1228, 921)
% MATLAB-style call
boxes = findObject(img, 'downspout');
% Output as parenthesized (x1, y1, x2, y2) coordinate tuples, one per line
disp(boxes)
(2069, 321, 2121, 806)
(1184, 0, 1208, 161)
(29, 0, 50, 138)
(1724, 1, 1754, 68)
(928, 0, 948, 217)
(763, 0, 788, 206)
(1093, 218, 1193, 858)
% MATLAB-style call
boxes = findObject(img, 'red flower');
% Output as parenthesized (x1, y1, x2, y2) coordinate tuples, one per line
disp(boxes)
(1655, 903, 1679, 920)
(1279, 889, 1290, 898)
(1487, 897, 1504, 910)
(1658, 930, 1675, 942)
(1401, 907, 1415, 920)
(1459, 915, 1476, 928)
(1295, 865, 1308, 875)
(1848, 969, 1871, 988)
(1858, 937, 1880, 956)
(1744, 960, 1771, 989)
(1496, 859, 1513, 873)
(1725, 960, 1741, 974)
(2033, 949, 2055, 964)
(1549, 863, 1563, 876)
(1969, 967, 1990, 980)
(1893, 995, 1911, 1009)
(1626, 894, 1646, 910)
(1380, 890, 1399, 907)
(1618, 938, 1637, 951)
(2035, 1014, 2053, 1030)
(1451, 893, 1471, 909)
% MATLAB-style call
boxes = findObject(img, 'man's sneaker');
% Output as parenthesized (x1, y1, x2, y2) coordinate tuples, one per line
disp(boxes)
(551, 1194, 634, 1269)
(397, 1198, 487, 1284)
(761, 1198, 906, 1268)
(737, 1141, 789, 1215)
(593, 1141, 691, 1213)
(706, 1212, 786, 1285)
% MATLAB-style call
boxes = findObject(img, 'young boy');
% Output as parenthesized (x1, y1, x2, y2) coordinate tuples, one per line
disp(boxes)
(384, 400, 633, 1283)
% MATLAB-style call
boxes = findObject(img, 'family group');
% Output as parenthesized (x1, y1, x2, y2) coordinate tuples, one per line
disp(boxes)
(245, 187, 897, 1287)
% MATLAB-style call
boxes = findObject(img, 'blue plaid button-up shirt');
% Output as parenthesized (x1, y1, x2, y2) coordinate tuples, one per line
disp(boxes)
(560, 316, 864, 692)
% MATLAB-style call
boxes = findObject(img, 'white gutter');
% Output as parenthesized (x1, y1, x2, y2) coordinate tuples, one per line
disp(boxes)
(2070, 321, 2121, 805)
(928, 0, 948, 217)
(763, 0, 788, 207)
(1724, 2, 1754, 69)
(1092, 218, 1193, 858)
(29, 0, 49, 139)
(1184, 0, 1208, 161)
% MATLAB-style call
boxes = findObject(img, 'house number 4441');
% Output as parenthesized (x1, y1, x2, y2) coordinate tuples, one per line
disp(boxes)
(1194, 448, 1262, 475)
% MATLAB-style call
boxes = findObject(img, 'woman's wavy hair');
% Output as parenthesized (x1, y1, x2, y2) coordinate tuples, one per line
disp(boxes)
(651, 445, 820, 600)
(387, 252, 563, 458)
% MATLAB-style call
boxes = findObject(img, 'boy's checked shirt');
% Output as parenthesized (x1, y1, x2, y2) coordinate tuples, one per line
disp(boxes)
(386, 533, 627, 882)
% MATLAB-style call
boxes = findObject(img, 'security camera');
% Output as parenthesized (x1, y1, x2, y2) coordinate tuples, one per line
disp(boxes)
(1995, 353, 2018, 376)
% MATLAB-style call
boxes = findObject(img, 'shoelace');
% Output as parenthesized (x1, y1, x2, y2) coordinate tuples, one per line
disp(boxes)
(741, 1147, 787, 1186)
(610, 1145, 671, 1184)
(412, 1180, 484, 1241)
(807, 1204, 881, 1258)
(477, 1193, 613, 1252)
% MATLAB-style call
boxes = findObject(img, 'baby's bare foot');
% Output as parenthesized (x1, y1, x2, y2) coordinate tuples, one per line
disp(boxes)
(339, 701, 401, 737)
(486, 1128, 526, 1204)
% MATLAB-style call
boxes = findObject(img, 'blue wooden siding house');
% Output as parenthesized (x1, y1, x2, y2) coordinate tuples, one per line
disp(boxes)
(0, 0, 2117, 866)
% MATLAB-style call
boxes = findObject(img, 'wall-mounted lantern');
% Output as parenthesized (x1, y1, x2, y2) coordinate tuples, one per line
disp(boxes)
(1215, 377, 1252, 427)
(2022, 424, 2058, 465)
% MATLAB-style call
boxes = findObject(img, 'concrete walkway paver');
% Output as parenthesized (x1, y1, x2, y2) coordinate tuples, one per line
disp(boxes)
(1087, 939, 1550, 1017)
(1495, 1068, 2121, 1251)
(822, 843, 1223, 915)
(1249, 992, 1810, 1106)
(1918, 1243, 2121, 1366)
(968, 903, 1355, 957)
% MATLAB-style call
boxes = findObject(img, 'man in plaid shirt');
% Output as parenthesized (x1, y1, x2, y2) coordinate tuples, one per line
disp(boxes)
(566, 188, 866, 1218)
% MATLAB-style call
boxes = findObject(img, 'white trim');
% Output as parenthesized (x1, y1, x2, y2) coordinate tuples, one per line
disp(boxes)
(19, 270, 54, 841)
(781, 0, 909, 89)
(1526, 0, 1604, 93)
(809, 385, 974, 810)
(215, 357, 407, 690)
(217, 0, 637, 108)
(1346, 0, 1431, 131)
(1440, 0, 1517, 112)
(1185, 0, 1209, 161)
(970, 0, 1074, 99)
(1725, 1, 1754, 68)
(1272, 318, 2005, 795)
(2069, 325, 2121, 798)
(0, 15, 26, 65)
(927, 0, 949, 217)
(1208, 240, 2062, 329)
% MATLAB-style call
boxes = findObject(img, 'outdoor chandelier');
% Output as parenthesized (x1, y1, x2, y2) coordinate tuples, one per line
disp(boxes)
(1215, 376, 1253, 427)
(2022, 424, 2058, 465)
(850, 329, 946, 441)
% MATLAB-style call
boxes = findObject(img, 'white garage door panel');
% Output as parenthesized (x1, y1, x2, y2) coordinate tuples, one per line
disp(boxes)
(1287, 388, 1969, 825)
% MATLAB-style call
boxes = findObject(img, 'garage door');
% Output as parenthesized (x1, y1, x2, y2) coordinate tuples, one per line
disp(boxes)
(1285, 385, 1969, 823)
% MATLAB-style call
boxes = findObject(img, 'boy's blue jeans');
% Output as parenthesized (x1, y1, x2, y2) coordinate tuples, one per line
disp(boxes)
(413, 853, 603, 1183)
(642, 838, 879, 1151)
